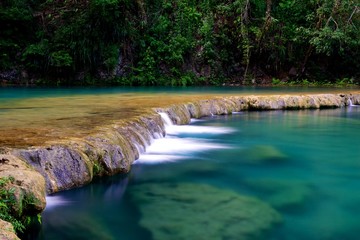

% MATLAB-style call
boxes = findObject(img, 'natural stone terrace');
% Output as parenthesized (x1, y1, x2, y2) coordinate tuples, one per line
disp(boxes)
(1, 89, 359, 148)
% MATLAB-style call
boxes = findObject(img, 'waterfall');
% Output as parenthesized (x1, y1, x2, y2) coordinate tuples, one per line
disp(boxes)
(348, 98, 358, 107)
(158, 112, 174, 126)
(46, 196, 71, 209)
(134, 112, 235, 165)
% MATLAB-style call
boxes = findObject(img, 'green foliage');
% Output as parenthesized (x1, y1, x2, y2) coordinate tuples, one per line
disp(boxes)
(0, 176, 42, 234)
(335, 77, 354, 86)
(272, 78, 282, 85)
(103, 45, 119, 71)
(0, 177, 25, 233)
(0, 0, 34, 70)
(292, 0, 360, 78)
(50, 50, 73, 67)
(22, 40, 50, 75)
(0, 0, 359, 85)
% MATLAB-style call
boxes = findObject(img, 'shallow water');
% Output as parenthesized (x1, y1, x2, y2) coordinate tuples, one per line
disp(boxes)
(0, 86, 357, 147)
(23, 105, 360, 240)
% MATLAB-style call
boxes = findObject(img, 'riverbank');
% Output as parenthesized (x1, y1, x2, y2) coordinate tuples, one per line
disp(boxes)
(1, 91, 360, 239)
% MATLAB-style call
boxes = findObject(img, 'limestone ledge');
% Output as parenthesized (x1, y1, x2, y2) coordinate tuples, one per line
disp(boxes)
(0, 92, 359, 238)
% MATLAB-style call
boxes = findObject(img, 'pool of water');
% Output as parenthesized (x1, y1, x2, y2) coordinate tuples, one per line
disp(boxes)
(2, 85, 352, 99)
(23, 105, 360, 240)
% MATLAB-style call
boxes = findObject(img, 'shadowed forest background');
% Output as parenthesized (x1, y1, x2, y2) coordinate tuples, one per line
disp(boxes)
(0, 0, 359, 86)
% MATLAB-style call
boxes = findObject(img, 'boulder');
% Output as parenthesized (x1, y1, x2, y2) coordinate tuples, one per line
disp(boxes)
(0, 219, 20, 240)
(0, 154, 46, 214)
(12, 145, 92, 194)
(350, 93, 360, 105)
(0, 154, 46, 238)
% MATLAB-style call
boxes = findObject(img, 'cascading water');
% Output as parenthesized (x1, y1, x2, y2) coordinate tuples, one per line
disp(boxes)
(158, 112, 174, 126)
(45, 112, 234, 206)
(45, 196, 72, 210)
(348, 98, 359, 107)
(134, 112, 235, 164)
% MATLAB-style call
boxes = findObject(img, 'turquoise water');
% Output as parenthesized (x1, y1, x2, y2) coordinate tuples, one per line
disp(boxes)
(1, 85, 355, 99)
(4, 85, 357, 148)
(23, 106, 360, 240)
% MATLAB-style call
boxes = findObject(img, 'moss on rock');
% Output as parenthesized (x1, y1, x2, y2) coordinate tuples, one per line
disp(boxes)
(0, 154, 46, 213)
(0, 154, 46, 236)
(245, 179, 314, 210)
(12, 145, 92, 193)
(130, 182, 281, 240)
(239, 145, 288, 165)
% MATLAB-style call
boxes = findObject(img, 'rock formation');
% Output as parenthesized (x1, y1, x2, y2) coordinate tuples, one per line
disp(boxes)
(0, 219, 19, 240)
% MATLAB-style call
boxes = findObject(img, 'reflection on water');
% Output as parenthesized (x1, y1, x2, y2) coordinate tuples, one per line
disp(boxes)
(24, 106, 360, 240)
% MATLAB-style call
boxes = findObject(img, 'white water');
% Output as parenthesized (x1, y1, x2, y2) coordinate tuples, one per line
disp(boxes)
(158, 112, 173, 126)
(348, 98, 358, 107)
(45, 196, 72, 210)
(134, 112, 235, 164)
(158, 112, 235, 135)
(348, 99, 354, 106)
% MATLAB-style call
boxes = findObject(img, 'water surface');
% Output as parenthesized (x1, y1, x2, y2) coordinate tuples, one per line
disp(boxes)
(24, 106, 360, 240)
(0, 86, 357, 147)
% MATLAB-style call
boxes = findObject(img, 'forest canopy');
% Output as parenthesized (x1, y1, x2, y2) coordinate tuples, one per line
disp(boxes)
(0, 0, 359, 86)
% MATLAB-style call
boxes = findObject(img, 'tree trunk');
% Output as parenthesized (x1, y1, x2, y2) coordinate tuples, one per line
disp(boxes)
(266, 0, 272, 23)
(297, 4, 325, 79)
(256, 0, 272, 53)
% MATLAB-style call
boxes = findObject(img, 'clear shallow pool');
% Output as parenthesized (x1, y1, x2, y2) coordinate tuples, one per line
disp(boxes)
(0, 86, 358, 148)
(23, 105, 360, 240)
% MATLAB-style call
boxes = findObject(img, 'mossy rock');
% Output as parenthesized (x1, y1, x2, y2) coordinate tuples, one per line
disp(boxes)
(130, 182, 281, 240)
(0, 219, 19, 240)
(245, 179, 314, 209)
(240, 145, 288, 164)
(0, 154, 46, 214)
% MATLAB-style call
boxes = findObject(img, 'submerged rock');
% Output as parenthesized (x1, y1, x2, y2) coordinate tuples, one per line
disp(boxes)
(240, 145, 288, 164)
(130, 182, 281, 240)
(245, 179, 314, 209)
(39, 212, 115, 240)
